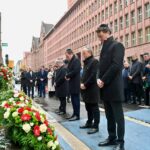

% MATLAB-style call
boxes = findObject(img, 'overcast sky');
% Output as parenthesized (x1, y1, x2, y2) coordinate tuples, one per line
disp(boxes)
(0, 0, 67, 64)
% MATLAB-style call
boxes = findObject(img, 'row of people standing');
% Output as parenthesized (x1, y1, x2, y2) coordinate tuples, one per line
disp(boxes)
(122, 53, 150, 106)
(20, 66, 48, 98)
(54, 24, 125, 150)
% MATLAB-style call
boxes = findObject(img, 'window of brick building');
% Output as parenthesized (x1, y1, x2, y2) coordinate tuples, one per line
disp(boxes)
(101, 0, 104, 5)
(114, 1, 118, 13)
(138, 29, 143, 45)
(146, 27, 150, 42)
(131, 10, 135, 25)
(114, 19, 118, 32)
(119, 17, 123, 30)
(124, 0, 129, 7)
(120, 36, 124, 44)
(125, 14, 129, 28)
(110, 22, 113, 33)
(95, 15, 98, 26)
(145, 3, 150, 18)
(131, 32, 136, 46)
(109, 4, 113, 16)
(101, 10, 105, 21)
(98, 13, 101, 24)
(105, 7, 109, 19)
(137, 7, 142, 22)
(125, 34, 129, 48)
(119, 0, 123, 11)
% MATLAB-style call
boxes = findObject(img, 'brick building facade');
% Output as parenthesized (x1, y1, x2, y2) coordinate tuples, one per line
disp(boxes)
(25, 0, 150, 70)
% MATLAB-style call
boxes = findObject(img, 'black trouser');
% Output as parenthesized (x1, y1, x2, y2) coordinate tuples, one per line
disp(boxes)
(85, 103, 100, 129)
(28, 86, 34, 98)
(103, 101, 125, 143)
(71, 94, 80, 117)
(59, 97, 66, 113)
(22, 85, 27, 94)
(131, 83, 143, 104)
(124, 88, 131, 103)
(145, 87, 150, 106)
(49, 91, 55, 97)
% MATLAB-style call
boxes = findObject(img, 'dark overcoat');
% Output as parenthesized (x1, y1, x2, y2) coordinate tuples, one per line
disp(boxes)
(81, 56, 100, 104)
(66, 55, 81, 94)
(55, 66, 68, 98)
(97, 36, 125, 102)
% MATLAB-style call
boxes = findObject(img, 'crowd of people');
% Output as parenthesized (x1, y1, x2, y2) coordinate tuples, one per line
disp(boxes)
(19, 24, 150, 150)
(122, 53, 150, 106)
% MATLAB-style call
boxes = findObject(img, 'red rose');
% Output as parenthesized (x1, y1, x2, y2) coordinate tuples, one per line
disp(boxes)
(4, 103, 10, 108)
(16, 102, 20, 104)
(21, 114, 31, 121)
(25, 107, 31, 111)
(44, 120, 49, 126)
(33, 125, 40, 136)
(47, 128, 53, 135)
(35, 112, 41, 121)
(18, 107, 24, 114)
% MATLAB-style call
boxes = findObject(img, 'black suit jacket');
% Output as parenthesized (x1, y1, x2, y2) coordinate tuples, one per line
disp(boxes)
(66, 55, 81, 94)
(97, 36, 125, 102)
(26, 71, 36, 87)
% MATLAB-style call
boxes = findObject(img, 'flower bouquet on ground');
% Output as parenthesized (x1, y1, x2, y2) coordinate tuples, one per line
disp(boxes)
(0, 66, 13, 91)
(0, 90, 60, 150)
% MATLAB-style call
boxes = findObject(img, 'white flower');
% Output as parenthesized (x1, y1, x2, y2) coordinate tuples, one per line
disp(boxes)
(22, 123, 31, 133)
(30, 123, 34, 126)
(18, 103, 25, 107)
(9, 98, 14, 102)
(54, 141, 59, 146)
(47, 141, 53, 148)
(52, 144, 57, 150)
(23, 110, 29, 114)
(4, 111, 10, 119)
(14, 93, 19, 98)
(40, 124, 47, 133)
(12, 111, 18, 117)
(20, 96, 24, 101)
(41, 116, 45, 123)
(37, 136, 42, 141)
(1, 101, 7, 107)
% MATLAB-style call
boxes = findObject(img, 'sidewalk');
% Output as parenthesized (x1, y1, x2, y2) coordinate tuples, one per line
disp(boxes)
(34, 96, 150, 150)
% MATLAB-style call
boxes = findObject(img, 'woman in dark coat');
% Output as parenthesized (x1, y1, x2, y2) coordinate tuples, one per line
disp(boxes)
(55, 60, 68, 115)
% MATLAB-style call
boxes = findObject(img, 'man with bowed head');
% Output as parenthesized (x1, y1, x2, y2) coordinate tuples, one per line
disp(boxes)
(65, 49, 81, 121)
(96, 24, 125, 150)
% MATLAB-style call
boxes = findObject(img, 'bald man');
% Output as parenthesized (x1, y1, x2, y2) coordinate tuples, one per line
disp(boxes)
(80, 46, 100, 134)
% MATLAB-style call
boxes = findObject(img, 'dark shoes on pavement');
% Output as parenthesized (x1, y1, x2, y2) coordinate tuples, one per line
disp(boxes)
(87, 128, 99, 134)
(57, 112, 66, 115)
(113, 143, 125, 150)
(80, 123, 99, 134)
(69, 116, 80, 121)
(98, 138, 117, 146)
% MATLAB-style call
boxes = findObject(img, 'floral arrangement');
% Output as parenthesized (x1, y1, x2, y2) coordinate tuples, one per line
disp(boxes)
(0, 66, 13, 91)
(0, 90, 60, 150)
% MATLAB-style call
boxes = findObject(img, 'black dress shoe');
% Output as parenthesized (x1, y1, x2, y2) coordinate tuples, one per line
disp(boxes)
(98, 138, 117, 146)
(80, 124, 92, 129)
(55, 110, 61, 114)
(87, 128, 99, 134)
(69, 116, 80, 121)
(58, 112, 66, 115)
(113, 143, 125, 150)
(66, 115, 75, 120)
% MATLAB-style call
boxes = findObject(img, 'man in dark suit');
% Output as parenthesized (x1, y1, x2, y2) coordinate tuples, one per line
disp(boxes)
(65, 49, 81, 121)
(96, 24, 125, 150)
(38, 66, 48, 98)
(26, 68, 36, 98)
(129, 54, 143, 105)
(80, 46, 100, 134)
(55, 59, 68, 115)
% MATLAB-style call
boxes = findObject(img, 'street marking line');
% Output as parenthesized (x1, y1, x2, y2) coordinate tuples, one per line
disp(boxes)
(81, 102, 150, 127)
